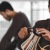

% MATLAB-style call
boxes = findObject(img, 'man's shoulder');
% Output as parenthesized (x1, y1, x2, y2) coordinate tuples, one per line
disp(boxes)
(17, 11, 25, 16)
(13, 12, 27, 22)
(35, 19, 48, 28)
(13, 12, 23, 19)
(35, 20, 46, 24)
(36, 19, 50, 24)
(35, 19, 50, 28)
(14, 12, 26, 18)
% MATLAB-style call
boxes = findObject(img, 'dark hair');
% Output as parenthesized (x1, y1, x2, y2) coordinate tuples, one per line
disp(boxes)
(0, 1, 14, 12)
(48, 0, 50, 7)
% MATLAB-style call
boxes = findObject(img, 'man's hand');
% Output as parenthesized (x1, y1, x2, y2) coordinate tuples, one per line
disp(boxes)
(18, 27, 28, 39)
(36, 28, 50, 41)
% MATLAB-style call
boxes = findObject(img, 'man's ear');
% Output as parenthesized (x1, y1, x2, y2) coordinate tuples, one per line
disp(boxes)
(48, 6, 50, 12)
(5, 9, 10, 13)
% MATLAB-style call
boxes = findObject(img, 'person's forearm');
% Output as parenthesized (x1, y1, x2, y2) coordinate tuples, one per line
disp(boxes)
(5, 36, 21, 50)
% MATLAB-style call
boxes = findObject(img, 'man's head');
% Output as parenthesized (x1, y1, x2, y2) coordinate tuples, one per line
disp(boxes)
(48, 0, 50, 13)
(0, 1, 14, 21)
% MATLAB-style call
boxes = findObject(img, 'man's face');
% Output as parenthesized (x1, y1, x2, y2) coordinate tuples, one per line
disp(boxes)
(0, 10, 11, 21)
(48, 6, 50, 13)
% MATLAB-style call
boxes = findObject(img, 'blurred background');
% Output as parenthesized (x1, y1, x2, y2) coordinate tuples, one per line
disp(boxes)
(0, 0, 49, 41)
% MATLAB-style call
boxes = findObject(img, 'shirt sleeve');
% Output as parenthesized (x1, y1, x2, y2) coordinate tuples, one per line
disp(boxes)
(33, 21, 43, 37)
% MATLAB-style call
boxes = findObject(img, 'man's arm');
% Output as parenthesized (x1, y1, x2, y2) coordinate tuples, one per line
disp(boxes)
(33, 20, 47, 36)
(33, 20, 50, 41)
(6, 27, 28, 50)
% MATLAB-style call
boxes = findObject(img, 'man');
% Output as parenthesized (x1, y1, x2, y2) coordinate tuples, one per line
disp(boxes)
(35, 1, 50, 50)
(0, 1, 30, 50)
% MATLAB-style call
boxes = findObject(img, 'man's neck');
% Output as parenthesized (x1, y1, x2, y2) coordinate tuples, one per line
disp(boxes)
(11, 11, 17, 18)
